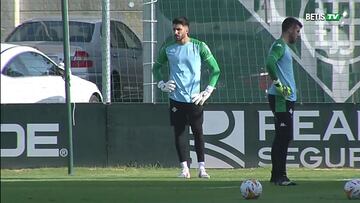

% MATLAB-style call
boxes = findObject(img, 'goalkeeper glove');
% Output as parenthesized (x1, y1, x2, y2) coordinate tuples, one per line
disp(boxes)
(157, 80, 176, 93)
(191, 86, 214, 105)
(273, 79, 291, 98)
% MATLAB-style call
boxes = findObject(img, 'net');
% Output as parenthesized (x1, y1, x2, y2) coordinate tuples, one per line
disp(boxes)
(155, 0, 360, 103)
(1, 0, 359, 103)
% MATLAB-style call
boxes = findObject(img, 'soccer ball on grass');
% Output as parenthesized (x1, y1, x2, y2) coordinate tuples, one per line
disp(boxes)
(344, 179, 360, 200)
(240, 179, 262, 199)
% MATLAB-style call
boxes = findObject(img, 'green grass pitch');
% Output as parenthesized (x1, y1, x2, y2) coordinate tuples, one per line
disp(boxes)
(1, 167, 359, 203)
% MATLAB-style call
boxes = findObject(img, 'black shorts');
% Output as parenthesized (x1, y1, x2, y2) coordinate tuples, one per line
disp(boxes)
(268, 94, 295, 113)
(268, 94, 295, 140)
(169, 99, 203, 127)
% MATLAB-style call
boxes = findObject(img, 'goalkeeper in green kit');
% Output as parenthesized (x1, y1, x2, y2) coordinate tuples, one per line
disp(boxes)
(153, 16, 220, 179)
(266, 17, 302, 186)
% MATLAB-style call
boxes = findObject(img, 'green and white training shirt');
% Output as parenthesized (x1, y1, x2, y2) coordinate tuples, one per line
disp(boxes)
(153, 38, 220, 103)
(266, 38, 297, 101)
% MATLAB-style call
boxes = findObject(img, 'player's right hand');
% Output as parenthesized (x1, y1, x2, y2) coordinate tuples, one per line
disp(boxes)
(273, 79, 291, 98)
(157, 80, 176, 93)
(191, 85, 214, 105)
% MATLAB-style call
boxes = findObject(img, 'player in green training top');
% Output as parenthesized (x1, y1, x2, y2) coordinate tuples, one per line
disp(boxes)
(266, 17, 302, 186)
(153, 16, 220, 179)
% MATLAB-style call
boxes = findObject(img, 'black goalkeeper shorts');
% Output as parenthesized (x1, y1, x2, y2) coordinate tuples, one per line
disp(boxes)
(169, 99, 203, 127)
(268, 94, 295, 141)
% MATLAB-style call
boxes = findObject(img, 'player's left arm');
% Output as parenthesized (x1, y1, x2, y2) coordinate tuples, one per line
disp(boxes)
(200, 42, 220, 87)
(191, 42, 220, 105)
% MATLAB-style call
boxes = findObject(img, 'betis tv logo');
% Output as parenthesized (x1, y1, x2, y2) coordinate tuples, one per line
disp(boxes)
(300, 0, 360, 102)
(305, 13, 342, 21)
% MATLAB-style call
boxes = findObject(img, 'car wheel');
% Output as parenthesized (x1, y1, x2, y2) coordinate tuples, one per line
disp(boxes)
(111, 72, 121, 102)
(89, 95, 100, 103)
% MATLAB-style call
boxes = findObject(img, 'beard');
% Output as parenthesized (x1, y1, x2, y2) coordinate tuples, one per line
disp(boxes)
(174, 34, 182, 41)
(289, 36, 298, 44)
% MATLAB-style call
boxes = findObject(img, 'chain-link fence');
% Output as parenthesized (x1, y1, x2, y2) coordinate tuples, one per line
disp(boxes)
(1, 0, 144, 102)
(154, 0, 360, 103)
(1, 0, 359, 103)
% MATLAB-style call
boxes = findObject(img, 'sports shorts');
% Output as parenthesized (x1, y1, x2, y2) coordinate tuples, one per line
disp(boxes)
(169, 99, 203, 127)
